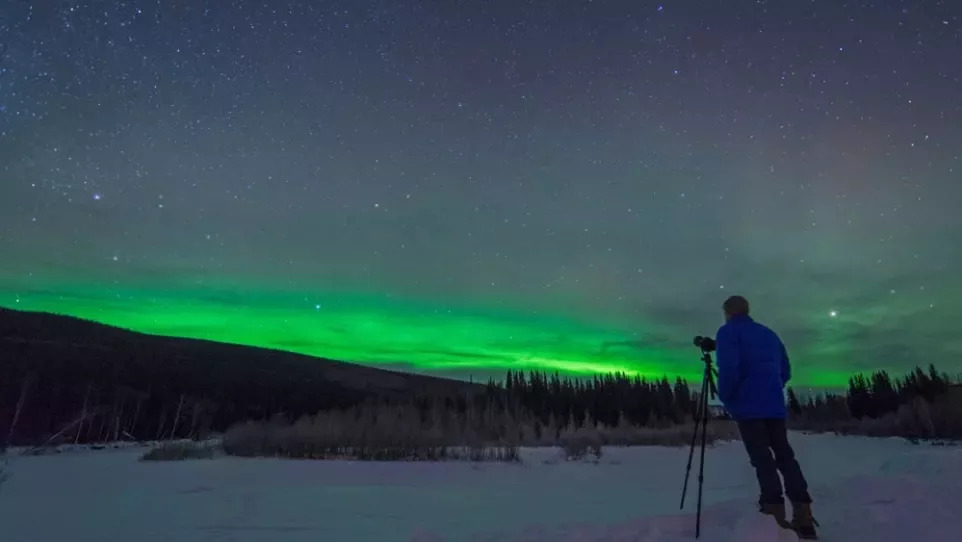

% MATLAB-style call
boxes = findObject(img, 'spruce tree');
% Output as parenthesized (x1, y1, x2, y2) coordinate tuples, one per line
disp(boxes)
(787, 387, 803, 417)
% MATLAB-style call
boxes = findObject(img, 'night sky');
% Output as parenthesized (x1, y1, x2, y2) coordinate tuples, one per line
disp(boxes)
(1, 1, 960, 388)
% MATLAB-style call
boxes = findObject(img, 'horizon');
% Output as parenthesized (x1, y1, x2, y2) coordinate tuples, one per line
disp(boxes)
(0, 288, 911, 392)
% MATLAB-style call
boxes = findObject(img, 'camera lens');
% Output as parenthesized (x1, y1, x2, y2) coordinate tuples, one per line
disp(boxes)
(693, 336, 716, 352)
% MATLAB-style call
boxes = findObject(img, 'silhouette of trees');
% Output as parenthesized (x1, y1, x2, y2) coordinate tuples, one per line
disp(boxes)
(0, 308, 469, 447)
(838, 366, 955, 420)
(787, 388, 803, 417)
(500, 370, 695, 430)
(789, 365, 959, 439)
(4, 308, 960, 447)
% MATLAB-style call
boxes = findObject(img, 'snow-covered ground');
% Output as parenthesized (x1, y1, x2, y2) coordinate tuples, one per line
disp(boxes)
(1, 433, 960, 541)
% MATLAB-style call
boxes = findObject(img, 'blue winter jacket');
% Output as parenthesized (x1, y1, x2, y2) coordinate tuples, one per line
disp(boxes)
(715, 314, 790, 420)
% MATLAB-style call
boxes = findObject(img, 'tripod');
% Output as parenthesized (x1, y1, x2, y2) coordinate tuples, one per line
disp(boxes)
(679, 344, 719, 539)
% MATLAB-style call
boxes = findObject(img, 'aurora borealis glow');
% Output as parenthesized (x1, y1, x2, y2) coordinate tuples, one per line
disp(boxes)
(2, 2, 961, 388)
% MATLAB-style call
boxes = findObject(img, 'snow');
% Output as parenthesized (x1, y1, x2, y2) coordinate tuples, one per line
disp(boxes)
(1, 433, 960, 541)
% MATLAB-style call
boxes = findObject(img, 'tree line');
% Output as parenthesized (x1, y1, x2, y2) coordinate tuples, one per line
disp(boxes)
(2, 311, 959, 448)
(501, 370, 697, 429)
(787, 364, 957, 421)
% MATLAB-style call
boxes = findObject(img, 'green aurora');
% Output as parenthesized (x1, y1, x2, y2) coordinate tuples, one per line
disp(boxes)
(4, 2, 960, 392)
(0, 278, 862, 388)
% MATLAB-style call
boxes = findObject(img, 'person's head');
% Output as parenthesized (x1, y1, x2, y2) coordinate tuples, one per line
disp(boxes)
(722, 295, 750, 321)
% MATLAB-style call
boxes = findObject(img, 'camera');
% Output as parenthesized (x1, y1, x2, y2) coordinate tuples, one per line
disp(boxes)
(693, 335, 716, 352)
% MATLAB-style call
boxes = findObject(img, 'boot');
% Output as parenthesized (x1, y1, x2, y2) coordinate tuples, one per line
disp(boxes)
(790, 501, 819, 540)
(759, 502, 791, 529)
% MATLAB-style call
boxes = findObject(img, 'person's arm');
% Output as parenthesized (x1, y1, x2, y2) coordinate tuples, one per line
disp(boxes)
(715, 325, 741, 404)
(779, 335, 791, 387)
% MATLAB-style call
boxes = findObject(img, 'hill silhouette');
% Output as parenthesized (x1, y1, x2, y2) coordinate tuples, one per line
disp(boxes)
(0, 307, 479, 446)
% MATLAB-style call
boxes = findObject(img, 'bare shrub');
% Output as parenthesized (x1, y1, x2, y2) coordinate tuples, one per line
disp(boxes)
(895, 397, 935, 439)
(465, 445, 520, 462)
(553, 418, 738, 461)
(592, 418, 741, 447)
(223, 403, 521, 463)
(803, 392, 962, 441)
(929, 393, 962, 438)
(560, 428, 603, 461)
(140, 441, 216, 461)
(223, 399, 747, 464)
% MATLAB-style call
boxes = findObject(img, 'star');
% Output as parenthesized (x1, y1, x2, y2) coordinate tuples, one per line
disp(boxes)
(0, 0, 957, 389)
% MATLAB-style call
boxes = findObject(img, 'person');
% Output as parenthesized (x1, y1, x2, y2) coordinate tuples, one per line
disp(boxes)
(714, 295, 818, 540)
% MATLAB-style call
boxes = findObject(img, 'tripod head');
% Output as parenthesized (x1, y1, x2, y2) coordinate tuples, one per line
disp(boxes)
(692, 335, 715, 353)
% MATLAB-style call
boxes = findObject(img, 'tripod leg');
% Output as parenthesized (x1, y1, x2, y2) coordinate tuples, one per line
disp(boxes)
(695, 379, 711, 539)
(681, 374, 709, 510)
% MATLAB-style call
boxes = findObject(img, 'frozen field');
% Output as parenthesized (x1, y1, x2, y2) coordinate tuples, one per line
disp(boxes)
(1, 433, 960, 541)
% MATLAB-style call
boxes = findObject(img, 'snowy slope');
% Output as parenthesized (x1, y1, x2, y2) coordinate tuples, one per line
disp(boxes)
(0, 433, 959, 541)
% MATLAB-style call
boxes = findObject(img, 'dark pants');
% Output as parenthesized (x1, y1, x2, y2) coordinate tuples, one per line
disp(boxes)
(737, 419, 812, 505)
